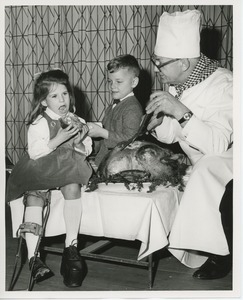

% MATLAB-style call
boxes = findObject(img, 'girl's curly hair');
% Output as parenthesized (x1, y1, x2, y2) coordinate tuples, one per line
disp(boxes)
(28, 69, 75, 125)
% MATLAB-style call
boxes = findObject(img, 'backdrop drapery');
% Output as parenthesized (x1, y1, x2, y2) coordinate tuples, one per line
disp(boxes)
(5, 5, 233, 164)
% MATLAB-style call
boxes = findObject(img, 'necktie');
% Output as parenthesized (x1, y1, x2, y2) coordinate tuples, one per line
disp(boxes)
(113, 99, 120, 105)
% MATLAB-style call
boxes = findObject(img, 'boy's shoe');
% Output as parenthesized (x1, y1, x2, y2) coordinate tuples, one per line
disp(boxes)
(60, 244, 87, 287)
(29, 256, 53, 282)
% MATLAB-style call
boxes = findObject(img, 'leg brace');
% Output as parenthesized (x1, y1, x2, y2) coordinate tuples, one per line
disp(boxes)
(8, 190, 51, 291)
(17, 190, 51, 239)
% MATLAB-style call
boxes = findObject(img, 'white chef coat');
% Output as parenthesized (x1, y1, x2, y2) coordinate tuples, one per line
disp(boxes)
(153, 67, 233, 267)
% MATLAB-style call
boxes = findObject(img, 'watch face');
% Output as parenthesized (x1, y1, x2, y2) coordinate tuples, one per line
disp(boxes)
(184, 112, 192, 120)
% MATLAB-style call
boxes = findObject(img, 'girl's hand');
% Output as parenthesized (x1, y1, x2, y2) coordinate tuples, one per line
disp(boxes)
(48, 124, 79, 149)
(73, 124, 89, 145)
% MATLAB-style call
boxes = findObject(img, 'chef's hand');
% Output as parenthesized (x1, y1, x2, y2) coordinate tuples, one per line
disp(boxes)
(146, 113, 164, 132)
(146, 91, 189, 128)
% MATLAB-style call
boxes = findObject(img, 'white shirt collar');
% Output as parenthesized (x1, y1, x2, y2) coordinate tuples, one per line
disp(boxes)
(112, 92, 134, 107)
(45, 107, 62, 120)
(120, 92, 134, 101)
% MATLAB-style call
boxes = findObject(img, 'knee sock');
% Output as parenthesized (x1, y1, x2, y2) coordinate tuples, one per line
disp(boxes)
(24, 206, 43, 260)
(63, 198, 82, 247)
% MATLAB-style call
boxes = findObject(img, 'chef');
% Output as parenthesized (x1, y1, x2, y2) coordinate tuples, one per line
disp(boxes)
(146, 9, 233, 279)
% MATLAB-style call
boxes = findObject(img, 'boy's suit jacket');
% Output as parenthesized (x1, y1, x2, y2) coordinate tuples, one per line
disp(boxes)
(95, 95, 143, 166)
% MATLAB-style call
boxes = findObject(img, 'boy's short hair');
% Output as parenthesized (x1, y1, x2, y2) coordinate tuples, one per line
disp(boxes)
(107, 54, 140, 77)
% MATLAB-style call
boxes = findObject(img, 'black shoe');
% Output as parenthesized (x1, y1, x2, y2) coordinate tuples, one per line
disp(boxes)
(60, 244, 87, 287)
(29, 256, 53, 282)
(193, 254, 232, 280)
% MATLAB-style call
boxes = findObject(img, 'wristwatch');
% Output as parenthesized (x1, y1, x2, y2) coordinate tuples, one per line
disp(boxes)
(178, 111, 193, 124)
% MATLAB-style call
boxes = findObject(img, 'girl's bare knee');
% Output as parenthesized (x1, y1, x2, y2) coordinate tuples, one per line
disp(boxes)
(61, 184, 81, 200)
(25, 191, 45, 207)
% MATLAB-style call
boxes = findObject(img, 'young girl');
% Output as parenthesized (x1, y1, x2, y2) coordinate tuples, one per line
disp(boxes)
(6, 69, 93, 287)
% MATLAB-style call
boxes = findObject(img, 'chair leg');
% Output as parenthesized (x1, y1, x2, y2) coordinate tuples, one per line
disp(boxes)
(8, 236, 25, 291)
(148, 254, 153, 289)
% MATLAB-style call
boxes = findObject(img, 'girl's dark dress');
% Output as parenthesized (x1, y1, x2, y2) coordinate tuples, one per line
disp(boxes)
(6, 113, 93, 202)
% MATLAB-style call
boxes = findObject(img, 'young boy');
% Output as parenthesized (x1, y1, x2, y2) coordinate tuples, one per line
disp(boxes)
(87, 54, 143, 167)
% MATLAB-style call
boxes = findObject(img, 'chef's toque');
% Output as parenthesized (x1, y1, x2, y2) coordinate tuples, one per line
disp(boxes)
(154, 10, 201, 58)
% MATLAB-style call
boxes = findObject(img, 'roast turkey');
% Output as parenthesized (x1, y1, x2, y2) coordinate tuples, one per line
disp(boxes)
(87, 140, 188, 192)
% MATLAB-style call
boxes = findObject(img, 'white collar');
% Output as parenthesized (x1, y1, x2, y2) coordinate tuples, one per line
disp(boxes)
(120, 92, 134, 101)
(112, 92, 134, 107)
(45, 107, 63, 120)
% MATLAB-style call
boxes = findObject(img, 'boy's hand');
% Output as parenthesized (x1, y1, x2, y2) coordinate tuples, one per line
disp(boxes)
(87, 122, 108, 139)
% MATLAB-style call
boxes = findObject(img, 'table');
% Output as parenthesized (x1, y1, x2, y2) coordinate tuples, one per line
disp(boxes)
(10, 183, 179, 259)
(10, 183, 180, 288)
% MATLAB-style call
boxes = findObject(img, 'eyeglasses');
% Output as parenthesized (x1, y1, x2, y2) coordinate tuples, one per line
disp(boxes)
(151, 55, 180, 71)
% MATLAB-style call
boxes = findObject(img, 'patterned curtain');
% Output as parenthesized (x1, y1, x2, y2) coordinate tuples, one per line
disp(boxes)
(5, 5, 233, 164)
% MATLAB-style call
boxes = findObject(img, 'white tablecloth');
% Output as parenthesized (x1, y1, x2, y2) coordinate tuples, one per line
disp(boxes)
(9, 183, 180, 260)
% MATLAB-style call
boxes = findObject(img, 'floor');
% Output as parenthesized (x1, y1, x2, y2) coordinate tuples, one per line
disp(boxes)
(5, 203, 234, 298)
